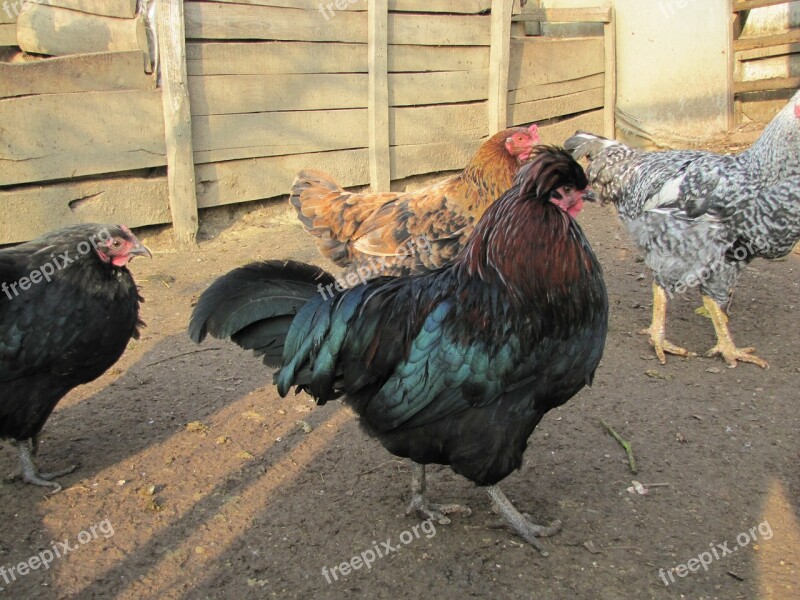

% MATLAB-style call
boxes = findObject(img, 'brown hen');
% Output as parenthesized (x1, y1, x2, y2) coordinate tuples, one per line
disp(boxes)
(290, 125, 540, 276)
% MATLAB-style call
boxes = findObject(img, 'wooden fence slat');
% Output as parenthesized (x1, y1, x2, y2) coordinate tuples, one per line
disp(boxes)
(191, 110, 368, 165)
(734, 76, 800, 94)
(194, 0, 491, 13)
(737, 42, 800, 61)
(27, 0, 137, 19)
(392, 103, 488, 146)
(188, 74, 368, 115)
(0, 23, 16, 45)
(0, 51, 152, 99)
(369, 0, 390, 191)
(0, 4, 19, 24)
(157, 0, 198, 246)
(512, 6, 611, 23)
(488, 0, 512, 133)
(185, 41, 489, 75)
(508, 87, 604, 127)
(733, 0, 791, 11)
(184, 2, 490, 45)
(734, 29, 800, 53)
(0, 175, 170, 245)
(603, 2, 616, 137)
(16, 3, 150, 61)
(509, 37, 605, 90)
(508, 73, 604, 105)
(0, 89, 165, 187)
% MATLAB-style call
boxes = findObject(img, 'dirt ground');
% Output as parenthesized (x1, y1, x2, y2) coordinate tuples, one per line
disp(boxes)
(1, 141, 799, 600)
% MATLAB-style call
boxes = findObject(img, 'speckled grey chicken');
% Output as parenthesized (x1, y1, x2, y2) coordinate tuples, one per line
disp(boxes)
(566, 92, 800, 368)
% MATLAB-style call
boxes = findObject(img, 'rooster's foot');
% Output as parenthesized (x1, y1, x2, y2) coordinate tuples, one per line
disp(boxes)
(14, 439, 77, 493)
(407, 462, 471, 525)
(486, 485, 560, 556)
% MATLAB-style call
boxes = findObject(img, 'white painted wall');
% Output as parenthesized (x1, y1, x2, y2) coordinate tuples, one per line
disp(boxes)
(540, 0, 732, 146)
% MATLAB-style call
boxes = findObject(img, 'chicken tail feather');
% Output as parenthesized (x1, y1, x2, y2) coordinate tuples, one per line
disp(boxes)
(564, 131, 617, 162)
(188, 260, 335, 367)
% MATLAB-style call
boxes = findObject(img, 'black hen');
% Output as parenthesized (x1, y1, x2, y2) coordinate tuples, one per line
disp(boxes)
(0, 224, 150, 492)
(189, 147, 608, 554)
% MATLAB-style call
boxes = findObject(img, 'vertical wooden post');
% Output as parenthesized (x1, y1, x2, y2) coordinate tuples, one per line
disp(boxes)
(368, 0, 390, 192)
(488, 0, 513, 133)
(157, 0, 198, 246)
(603, 3, 617, 138)
(730, 2, 745, 127)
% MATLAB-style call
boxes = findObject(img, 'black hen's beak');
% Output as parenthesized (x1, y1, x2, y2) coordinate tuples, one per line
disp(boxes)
(130, 240, 153, 259)
(583, 188, 598, 202)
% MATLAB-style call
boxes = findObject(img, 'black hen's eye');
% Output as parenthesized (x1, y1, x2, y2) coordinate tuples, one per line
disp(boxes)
(110, 238, 123, 249)
(562, 185, 574, 195)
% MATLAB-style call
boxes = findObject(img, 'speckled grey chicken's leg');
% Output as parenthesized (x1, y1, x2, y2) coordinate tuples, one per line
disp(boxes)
(639, 283, 696, 364)
(15, 437, 76, 493)
(406, 462, 472, 525)
(486, 485, 561, 557)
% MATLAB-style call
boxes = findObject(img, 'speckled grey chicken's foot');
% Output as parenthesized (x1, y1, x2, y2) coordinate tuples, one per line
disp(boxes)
(406, 462, 472, 525)
(640, 283, 696, 364)
(14, 439, 77, 493)
(485, 485, 561, 557)
(703, 296, 769, 369)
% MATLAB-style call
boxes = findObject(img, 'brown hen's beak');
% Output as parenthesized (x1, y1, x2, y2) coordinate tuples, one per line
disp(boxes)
(130, 240, 153, 259)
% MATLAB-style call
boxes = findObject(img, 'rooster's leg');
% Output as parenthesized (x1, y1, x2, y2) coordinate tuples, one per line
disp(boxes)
(406, 462, 472, 525)
(639, 283, 696, 364)
(486, 485, 561, 557)
(703, 296, 769, 369)
(14, 437, 77, 493)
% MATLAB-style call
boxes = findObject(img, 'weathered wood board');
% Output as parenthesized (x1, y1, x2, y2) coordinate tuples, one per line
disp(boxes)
(187, 70, 487, 115)
(0, 175, 170, 244)
(191, 109, 369, 164)
(26, 0, 137, 19)
(186, 41, 488, 75)
(0, 51, 152, 98)
(16, 3, 149, 59)
(508, 87, 604, 126)
(0, 23, 16, 45)
(508, 36, 605, 90)
(184, 2, 489, 45)
(0, 89, 166, 186)
(195, 0, 491, 12)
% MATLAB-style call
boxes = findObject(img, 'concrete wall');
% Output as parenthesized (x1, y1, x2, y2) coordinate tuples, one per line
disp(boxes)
(541, 0, 732, 147)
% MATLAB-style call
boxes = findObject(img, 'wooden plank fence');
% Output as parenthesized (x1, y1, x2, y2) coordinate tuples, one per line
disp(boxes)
(731, 0, 798, 123)
(0, 0, 615, 245)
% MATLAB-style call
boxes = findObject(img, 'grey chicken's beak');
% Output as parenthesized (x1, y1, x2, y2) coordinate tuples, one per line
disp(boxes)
(583, 188, 598, 202)
(130, 240, 153, 259)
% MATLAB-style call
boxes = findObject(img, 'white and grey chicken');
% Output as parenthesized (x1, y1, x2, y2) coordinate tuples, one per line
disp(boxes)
(566, 92, 800, 368)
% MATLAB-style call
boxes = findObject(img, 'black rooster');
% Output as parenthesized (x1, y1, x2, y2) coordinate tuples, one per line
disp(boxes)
(189, 148, 608, 554)
(0, 224, 150, 492)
